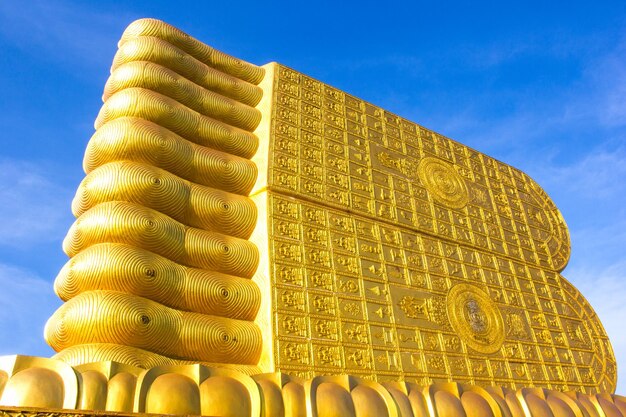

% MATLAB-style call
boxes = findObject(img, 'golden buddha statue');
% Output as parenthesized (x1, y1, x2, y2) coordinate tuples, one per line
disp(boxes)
(0, 18, 622, 417)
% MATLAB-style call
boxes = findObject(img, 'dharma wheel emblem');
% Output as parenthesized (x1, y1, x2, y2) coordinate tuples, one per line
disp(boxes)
(446, 284, 505, 354)
(418, 157, 469, 209)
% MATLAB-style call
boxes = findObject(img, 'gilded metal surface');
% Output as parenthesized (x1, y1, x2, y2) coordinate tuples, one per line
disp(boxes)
(40, 18, 616, 396)
(253, 63, 616, 393)
(1, 356, 626, 417)
(45, 18, 265, 368)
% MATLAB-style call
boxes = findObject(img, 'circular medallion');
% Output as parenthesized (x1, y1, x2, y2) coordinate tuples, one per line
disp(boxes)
(417, 157, 469, 209)
(446, 284, 504, 354)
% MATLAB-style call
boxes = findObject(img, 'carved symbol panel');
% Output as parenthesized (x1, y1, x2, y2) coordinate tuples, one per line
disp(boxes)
(262, 64, 615, 393)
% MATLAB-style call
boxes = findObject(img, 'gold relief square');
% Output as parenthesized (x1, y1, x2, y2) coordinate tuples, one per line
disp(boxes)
(356, 237, 382, 261)
(279, 66, 301, 83)
(397, 328, 420, 349)
(407, 270, 429, 289)
(277, 106, 299, 125)
(489, 360, 510, 379)
(338, 298, 365, 320)
(366, 114, 384, 132)
(349, 161, 369, 180)
(326, 168, 350, 188)
(301, 75, 322, 92)
(341, 320, 370, 345)
(421, 331, 442, 352)
(386, 136, 403, 153)
(442, 334, 463, 353)
(483, 270, 499, 286)
(301, 160, 323, 179)
(301, 129, 323, 149)
(405, 250, 425, 271)
(448, 355, 470, 376)
(364, 103, 382, 118)
(429, 274, 449, 293)
(301, 144, 323, 165)
(539, 346, 559, 363)
(346, 120, 365, 138)
(304, 246, 332, 269)
(520, 344, 540, 361)
(273, 219, 301, 241)
(274, 264, 304, 287)
(373, 349, 402, 372)
(277, 92, 299, 110)
(308, 292, 337, 316)
(372, 170, 391, 187)
(362, 280, 389, 303)
(336, 275, 361, 297)
(311, 317, 340, 341)
(276, 287, 307, 313)
(518, 278, 534, 293)
(324, 124, 344, 143)
(278, 339, 311, 366)
(360, 259, 385, 282)
(435, 221, 454, 240)
(402, 120, 418, 136)
(400, 351, 425, 373)
(301, 204, 326, 226)
(278, 314, 309, 339)
(382, 245, 405, 266)
(394, 190, 413, 209)
(273, 239, 303, 265)
(275, 135, 299, 156)
(312, 344, 343, 368)
(421, 237, 441, 256)
(324, 85, 344, 103)
(524, 294, 540, 311)
(469, 358, 490, 378)
(328, 212, 356, 233)
(459, 247, 479, 265)
(404, 135, 419, 149)
(464, 265, 483, 282)
(528, 363, 548, 382)
(326, 185, 350, 207)
(414, 198, 431, 215)
(271, 195, 300, 220)
(345, 94, 363, 111)
(273, 168, 298, 192)
(302, 88, 322, 107)
(423, 353, 448, 375)
(324, 111, 345, 129)
(473, 232, 489, 250)
(401, 230, 421, 251)
(369, 324, 397, 347)
(397, 208, 415, 227)
(306, 269, 334, 292)
(301, 101, 322, 120)
(277, 79, 300, 98)
(445, 260, 464, 279)
(334, 253, 360, 275)
(415, 216, 434, 233)
(344, 347, 374, 371)
(426, 256, 446, 275)
(556, 348, 575, 364)
(365, 300, 393, 324)
(367, 128, 385, 145)
(508, 362, 530, 381)
(303, 225, 329, 248)
(385, 263, 408, 284)
(325, 139, 346, 159)
(502, 342, 524, 361)
(551, 331, 567, 347)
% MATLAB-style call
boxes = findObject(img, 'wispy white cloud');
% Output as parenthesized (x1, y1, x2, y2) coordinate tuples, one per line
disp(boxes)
(0, 263, 60, 357)
(0, 159, 73, 249)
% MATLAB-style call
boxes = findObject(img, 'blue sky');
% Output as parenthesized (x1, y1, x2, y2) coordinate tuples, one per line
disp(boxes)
(1, 0, 625, 392)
